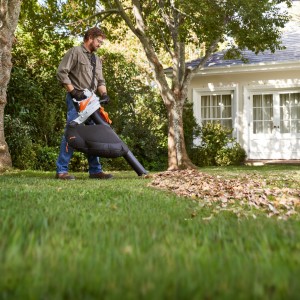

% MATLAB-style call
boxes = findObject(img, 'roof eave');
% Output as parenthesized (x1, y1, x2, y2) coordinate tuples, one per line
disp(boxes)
(193, 60, 300, 76)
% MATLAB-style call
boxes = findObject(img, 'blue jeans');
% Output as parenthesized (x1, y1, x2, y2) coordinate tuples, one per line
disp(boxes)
(56, 93, 102, 174)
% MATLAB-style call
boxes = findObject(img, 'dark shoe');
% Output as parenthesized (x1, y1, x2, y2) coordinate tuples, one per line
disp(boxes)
(89, 172, 113, 180)
(55, 173, 75, 180)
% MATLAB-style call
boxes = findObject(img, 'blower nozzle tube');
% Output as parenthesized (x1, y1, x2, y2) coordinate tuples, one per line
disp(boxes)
(123, 151, 148, 176)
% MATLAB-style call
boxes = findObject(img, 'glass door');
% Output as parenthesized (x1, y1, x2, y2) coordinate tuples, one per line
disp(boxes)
(249, 92, 300, 159)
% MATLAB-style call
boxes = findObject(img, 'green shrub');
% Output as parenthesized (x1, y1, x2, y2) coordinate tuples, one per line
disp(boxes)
(101, 157, 131, 171)
(4, 115, 37, 170)
(200, 123, 232, 162)
(33, 147, 112, 173)
(186, 122, 246, 167)
(215, 143, 247, 166)
(188, 147, 213, 167)
(6, 67, 66, 147)
(34, 146, 58, 171)
(183, 101, 201, 150)
(69, 152, 89, 172)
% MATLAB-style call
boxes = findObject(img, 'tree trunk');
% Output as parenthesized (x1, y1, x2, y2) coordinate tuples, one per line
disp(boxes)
(166, 98, 197, 170)
(115, 0, 201, 170)
(0, 0, 22, 171)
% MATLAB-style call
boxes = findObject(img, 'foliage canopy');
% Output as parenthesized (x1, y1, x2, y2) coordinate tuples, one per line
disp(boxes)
(2, 0, 294, 171)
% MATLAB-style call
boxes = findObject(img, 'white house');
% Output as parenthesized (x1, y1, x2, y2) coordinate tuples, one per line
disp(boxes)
(188, 3, 300, 161)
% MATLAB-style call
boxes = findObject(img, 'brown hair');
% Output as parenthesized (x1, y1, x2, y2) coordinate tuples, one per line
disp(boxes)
(83, 27, 106, 41)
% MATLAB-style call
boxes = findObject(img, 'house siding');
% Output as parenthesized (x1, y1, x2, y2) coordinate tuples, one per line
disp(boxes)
(189, 68, 300, 159)
(184, 2, 300, 160)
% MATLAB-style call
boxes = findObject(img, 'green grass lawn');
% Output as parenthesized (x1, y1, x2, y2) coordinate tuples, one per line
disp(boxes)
(1, 166, 300, 300)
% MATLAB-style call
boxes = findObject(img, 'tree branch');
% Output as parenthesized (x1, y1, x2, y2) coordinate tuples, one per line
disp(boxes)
(192, 37, 221, 74)
(132, 0, 145, 34)
(64, 9, 120, 26)
(155, 23, 173, 57)
(157, 1, 183, 98)
(179, 37, 221, 102)
(118, 0, 174, 105)
(190, 15, 231, 75)
(114, 0, 137, 34)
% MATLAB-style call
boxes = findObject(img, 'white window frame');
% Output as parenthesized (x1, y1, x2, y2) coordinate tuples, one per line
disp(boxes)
(192, 86, 238, 144)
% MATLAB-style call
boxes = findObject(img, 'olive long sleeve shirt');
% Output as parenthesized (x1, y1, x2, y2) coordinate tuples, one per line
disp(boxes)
(57, 44, 106, 92)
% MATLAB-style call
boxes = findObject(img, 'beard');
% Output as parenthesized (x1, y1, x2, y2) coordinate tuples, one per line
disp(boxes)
(89, 43, 99, 53)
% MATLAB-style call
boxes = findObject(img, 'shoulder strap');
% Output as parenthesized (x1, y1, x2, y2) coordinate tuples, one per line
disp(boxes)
(90, 53, 96, 91)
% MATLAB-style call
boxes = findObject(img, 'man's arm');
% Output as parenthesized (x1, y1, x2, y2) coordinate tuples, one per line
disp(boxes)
(64, 84, 75, 93)
(57, 48, 75, 87)
(97, 85, 107, 96)
(97, 85, 110, 104)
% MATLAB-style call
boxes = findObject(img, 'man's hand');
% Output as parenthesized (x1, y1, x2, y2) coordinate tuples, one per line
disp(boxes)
(100, 93, 110, 105)
(70, 89, 85, 101)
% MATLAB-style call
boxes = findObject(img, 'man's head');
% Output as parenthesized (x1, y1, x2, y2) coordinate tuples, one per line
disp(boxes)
(83, 27, 106, 52)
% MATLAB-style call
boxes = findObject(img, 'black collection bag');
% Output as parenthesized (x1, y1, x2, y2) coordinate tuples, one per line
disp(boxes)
(65, 124, 129, 158)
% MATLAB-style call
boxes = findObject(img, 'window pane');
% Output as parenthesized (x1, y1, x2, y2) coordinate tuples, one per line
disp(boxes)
(222, 95, 231, 106)
(202, 96, 210, 107)
(280, 94, 289, 106)
(291, 121, 298, 133)
(253, 95, 262, 107)
(263, 94, 273, 108)
(264, 121, 273, 134)
(212, 106, 220, 118)
(222, 119, 232, 129)
(280, 120, 290, 133)
(222, 107, 231, 118)
(201, 107, 210, 119)
(290, 93, 300, 106)
(211, 95, 219, 106)
(291, 108, 298, 119)
(253, 108, 263, 121)
(281, 106, 290, 121)
(253, 121, 263, 134)
(263, 107, 273, 121)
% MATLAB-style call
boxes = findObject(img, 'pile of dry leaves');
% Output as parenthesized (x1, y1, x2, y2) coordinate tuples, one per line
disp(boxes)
(150, 169, 300, 220)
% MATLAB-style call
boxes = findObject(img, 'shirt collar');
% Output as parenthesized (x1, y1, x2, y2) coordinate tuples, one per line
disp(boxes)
(81, 44, 91, 53)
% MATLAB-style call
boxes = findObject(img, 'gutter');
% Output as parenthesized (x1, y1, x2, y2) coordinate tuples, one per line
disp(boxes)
(192, 60, 300, 76)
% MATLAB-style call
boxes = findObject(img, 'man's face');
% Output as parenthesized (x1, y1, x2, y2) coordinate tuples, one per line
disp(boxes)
(87, 36, 104, 52)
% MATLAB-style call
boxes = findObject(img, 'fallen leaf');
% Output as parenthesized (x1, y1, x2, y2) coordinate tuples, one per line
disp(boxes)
(149, 170, 300, 219)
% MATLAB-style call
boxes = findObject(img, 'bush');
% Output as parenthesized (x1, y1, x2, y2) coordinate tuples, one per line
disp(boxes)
(101, 157, 131, 171)
(69, 152, 89, 172)
(215, 143, 247, 166)
(183, 101, 201, 150)
(34, 146, 58, 171)
(4, 115, 37, 170)
(34, 147, 91, 172)
(6, 67, 66, 147)
(187, 122, 246, 167)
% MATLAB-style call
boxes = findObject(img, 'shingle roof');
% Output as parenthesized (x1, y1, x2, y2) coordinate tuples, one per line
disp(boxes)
(186, 31, 300, 70)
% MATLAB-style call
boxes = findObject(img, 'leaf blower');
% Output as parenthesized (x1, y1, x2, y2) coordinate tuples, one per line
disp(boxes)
(65, 89, 148, 176)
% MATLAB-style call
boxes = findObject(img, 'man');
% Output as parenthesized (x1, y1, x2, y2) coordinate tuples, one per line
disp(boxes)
(56, 27, 112, 180)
